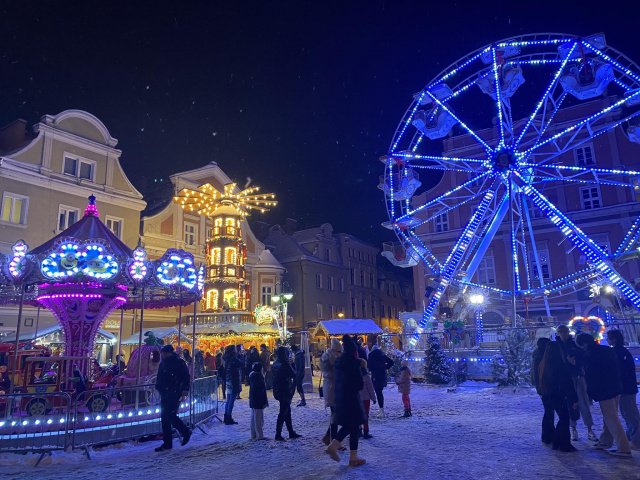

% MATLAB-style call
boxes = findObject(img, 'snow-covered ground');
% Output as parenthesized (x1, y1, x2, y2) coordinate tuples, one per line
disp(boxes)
(2, 380, 640, 480)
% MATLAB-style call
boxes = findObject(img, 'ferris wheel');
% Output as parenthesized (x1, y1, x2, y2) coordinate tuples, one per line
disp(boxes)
(380, 33, 640, 345)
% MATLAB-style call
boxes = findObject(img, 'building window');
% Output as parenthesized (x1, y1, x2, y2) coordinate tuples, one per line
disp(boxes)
(63, 155, 95, 181)
(580, 187, 601, 210)
(530, 249, 551, 282)
(339, 278, 345, 292)
(360, 270, 365, 286)
(477, 256, 496, 285)
(58, 205, 80, 230)
(184, 223, 197, 246)
(369, 272, 374, 288)
(206, 290, 219, 310)
(433, 212, 449, 232)
(327, 276, 334, 291)
(316, 273, 323, 289)
(325, 248, 330, 261)
(261, 286, 272, 306)
(105, 216, 123, 239)
(1, 192, 28, 225)
(371, 301, 376, 319)
(351, 297, 357, 317)
(361, 298, 367, 318)
(575, 145, 595, 167)
(329, 304, 334, 319)
(350, 268, 355, 285)
(317, 303, 323, 319)
(223, 288, 238, 309)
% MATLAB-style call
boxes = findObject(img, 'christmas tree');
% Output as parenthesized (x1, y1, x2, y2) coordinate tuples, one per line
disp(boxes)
(379, 328, 405, 379)
(422, 334, 453, 384)
(491, 325, 534, 386)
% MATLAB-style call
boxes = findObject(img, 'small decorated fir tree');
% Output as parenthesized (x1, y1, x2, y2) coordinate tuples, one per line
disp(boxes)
(491, 325, 534, 386)
(422, 334, 453, 384)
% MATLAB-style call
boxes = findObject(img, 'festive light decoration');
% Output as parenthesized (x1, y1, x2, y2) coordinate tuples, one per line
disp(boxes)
(8, 240, 29, 279)
(41, 241, 118, 280)
(128, 247, 149, 282)
(155, 251, 198, 290)
(568, 316, 606, 342)
(84, 195, 99, 217)
(381, 33, 640, 346)
(173, 182, 277, 217)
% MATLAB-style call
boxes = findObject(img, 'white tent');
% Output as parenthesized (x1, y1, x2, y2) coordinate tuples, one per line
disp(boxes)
(3, 324, 115, 344)
(121, 327, 192, 345)
(195, 322, 280, 336)
(313, 319, 383, 337)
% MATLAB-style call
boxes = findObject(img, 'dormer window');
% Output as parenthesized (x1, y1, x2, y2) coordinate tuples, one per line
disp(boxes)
(63, 155, 95, 181)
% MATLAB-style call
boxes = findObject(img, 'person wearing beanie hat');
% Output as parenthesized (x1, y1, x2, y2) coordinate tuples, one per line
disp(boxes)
(154, 344, 191, 452)
(396, 359, 412, 418)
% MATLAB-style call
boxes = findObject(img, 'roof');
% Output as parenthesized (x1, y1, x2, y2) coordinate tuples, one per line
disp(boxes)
(4, 325, 114, 343)
(313, 319, 383, 337)
(121, 327, 192, 345)
(254, 248, 286, 271)
(195, 322, 280, 337)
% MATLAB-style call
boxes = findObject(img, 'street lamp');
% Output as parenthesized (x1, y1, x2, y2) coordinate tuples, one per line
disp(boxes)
(272, 286, 294, 341)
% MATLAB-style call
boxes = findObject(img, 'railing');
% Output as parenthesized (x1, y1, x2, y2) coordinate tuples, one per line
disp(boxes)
(186, 312, 255, 325)
(0, 375, 218, 458)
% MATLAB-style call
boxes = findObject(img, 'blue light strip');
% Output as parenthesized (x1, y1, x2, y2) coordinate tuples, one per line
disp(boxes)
(391, 153, 485, 164)
(412, 190, 495, 346)
(615, 215, 640, 256)
(388, 157, 395, 218)
(515, 42, 577, 147)
(497, 38, 571, 47)
(492, 48, 506, 148)
(391, 91, 426, 153)
(458, 280, 510, 295)
(613, 77, 633, 91)
(398, 230, 442, 272)
(424, 90, 493, 152)
(518, 194, 532, 289)
(429, 47, 491, 88)
(535, 177, 635, 188)
(508, 180, 521, 293)
(523, 183, 640, 310)
(398, 172, 490, 220)
(582, 41, 640, 84)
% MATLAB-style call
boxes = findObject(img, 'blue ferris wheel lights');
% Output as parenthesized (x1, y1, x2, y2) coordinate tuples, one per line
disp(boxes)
(583, 41, 640, 84)
(492, 48, 506, 148)
(391, 91, 426, 153)
(429, 47, 491, 88)
(497, 38, 570, 48)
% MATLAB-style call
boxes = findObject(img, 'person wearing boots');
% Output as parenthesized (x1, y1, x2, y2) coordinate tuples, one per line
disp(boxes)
(396, 359, 412, 417)
(367, 345, 394, 418)
(290, 345, 307, 407)
(359, 363, 376, 439)
(531, 337, 554, 445)
(154, 345, 191, 452)
(606, 329, 640, 448)
(556, 325, 597, 442)
(249, 362, 268, 440)
(272, 346, 302, 441)
(321, 337, 342, 446)
(223, 345, 243, 425)
(576, 332, 631, 457)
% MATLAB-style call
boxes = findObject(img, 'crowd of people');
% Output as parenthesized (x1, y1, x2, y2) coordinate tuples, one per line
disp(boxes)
(532, 326, 640, 457)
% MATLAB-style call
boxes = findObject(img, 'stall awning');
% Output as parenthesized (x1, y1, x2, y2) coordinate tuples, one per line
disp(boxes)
(4, 325, 115, 344)
(121, 327, 192, 345)
(313, 319, 383, 337)
(195, 322, 280, 337)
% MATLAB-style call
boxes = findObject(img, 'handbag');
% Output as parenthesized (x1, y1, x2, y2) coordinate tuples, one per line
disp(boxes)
(319, 372, 324, 398)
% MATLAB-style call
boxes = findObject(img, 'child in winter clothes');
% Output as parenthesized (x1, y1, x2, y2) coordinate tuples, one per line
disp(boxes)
(359, 363, 377, 438)
(249, 362, 268, 440)
(396, 359, 412, 417)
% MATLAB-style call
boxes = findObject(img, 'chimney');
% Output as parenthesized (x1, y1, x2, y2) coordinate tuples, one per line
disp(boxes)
(284, 218, 298, 236)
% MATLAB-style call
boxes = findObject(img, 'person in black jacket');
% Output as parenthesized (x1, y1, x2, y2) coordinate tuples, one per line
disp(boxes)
(556, 325, 596, 441)
(216, 350, 226, 399)
(326, 335, 367, 467)
(290, 345, 307, 407)
(154, 345, 191, 452)
(538, 341, 579, 451)
(367, 345, 394, 418)
(576, 333, 631, 456)
(223, 345, 243, 425)
(272, 346, 302, 441)
(606, 329, 640, 448)
(249, 362, 268, 440)
(246, 346, 261, 386)
(531, 337, 553, 445)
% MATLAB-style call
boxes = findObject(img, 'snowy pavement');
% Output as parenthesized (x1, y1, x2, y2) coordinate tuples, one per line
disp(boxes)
(2, 381, 640, 480)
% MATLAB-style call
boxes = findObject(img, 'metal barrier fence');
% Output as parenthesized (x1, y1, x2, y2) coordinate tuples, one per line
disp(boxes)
(0, 374, 219, 459)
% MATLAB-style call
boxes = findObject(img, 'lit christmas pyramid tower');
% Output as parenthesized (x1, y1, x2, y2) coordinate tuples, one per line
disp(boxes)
(174, 182, 276, 311)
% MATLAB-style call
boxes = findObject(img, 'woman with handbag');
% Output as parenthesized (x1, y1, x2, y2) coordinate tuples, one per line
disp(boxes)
(538, 341, 580, 452)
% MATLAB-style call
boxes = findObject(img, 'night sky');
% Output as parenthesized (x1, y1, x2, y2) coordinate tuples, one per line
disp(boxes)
(1, 1, 638, 247)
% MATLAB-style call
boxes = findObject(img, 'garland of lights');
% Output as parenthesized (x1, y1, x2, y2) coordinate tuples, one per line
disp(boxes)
(568, 316, 606, 343)
(8, 240, 29, 279)
(155, 250, 198, 290)
(41, 241, 119, 280)
(174, 182, 277, 217)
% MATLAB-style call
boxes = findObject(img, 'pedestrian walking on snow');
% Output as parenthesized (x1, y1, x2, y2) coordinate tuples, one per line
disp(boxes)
(531, 337, 554, 445)
(367, 344, 394, 418)
(359, 364, 376, 439)
(291, 345, 307, 406)
(223, 345, 243, 425)
(249, 362, 268, 440)
(259, 344, 272, 389)
(606, 329, 640, 448)
(396, 359, 412, 417)
(272, 346, 303, 441)
(154, 345, 191, 452)
(576, 333, 631, 457)
(325, 335, 367, 466)
(321, 337, 342, 446)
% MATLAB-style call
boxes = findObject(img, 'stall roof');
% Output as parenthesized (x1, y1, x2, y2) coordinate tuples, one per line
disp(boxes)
(195, 322, 280, 336)
(313, 319, 383, 337)
(121, 327, 192, 345)
(4, 325, 115, 343)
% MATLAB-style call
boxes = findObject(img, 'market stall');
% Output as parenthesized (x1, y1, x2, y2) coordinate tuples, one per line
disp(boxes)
(312, 319, 383, 351)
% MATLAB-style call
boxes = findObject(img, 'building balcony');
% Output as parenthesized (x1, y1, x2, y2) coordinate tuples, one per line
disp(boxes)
(212, 226, 242, 238)
(207, 265, 245, 279)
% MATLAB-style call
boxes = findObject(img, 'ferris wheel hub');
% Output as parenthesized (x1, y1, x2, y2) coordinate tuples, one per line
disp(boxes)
(490, 147, 518, 173)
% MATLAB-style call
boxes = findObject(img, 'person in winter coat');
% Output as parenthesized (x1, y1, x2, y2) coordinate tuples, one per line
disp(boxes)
(249, 362, 268, 440)
(576, 333, 631, 456)
(246, 346, 261, 386)
(325, 335, 367, 467)
(271, 346, 302, 441)
(556, 325, 596, 441)
(359, 365, 376, 439)
(367, 345, 394, 418)
(223, 345, 243, 425)
(321, 337, 342, 445)
(290, 345, 307, 406)
(606, 329, 640, 448)
(216, 350, 226, 399)
(154, 345, 191, 452)
(538, 341, 579, 451)
(531, 337, 553, 445)
(355, 336, 368, 361)
(396, 359, 412, 418)
(259, 344, 272, 388)
(204, 351, 215, 372)
(183, 348, 193, 367)
(194, 349, 205, 379)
